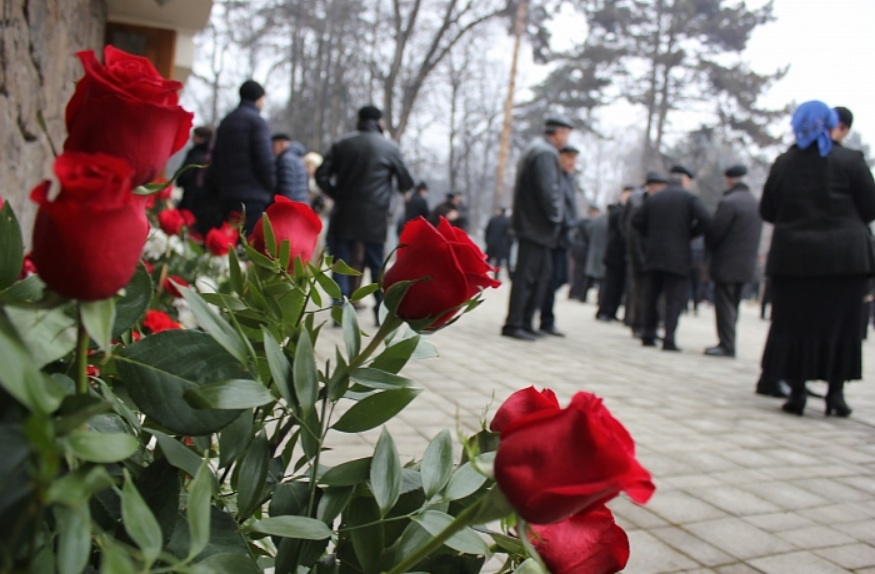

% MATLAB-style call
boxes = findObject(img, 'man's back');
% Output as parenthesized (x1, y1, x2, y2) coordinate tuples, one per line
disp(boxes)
(212, 102, 275, 203)
(634, 185, 710, 275)
(511, 138, 562, 247)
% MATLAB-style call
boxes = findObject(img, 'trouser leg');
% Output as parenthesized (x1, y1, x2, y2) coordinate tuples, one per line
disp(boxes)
(642, 272, 662, 340)
(504, 240, 550, 331)
(662, 273, 689, 344)
(714, 282, 741, 353)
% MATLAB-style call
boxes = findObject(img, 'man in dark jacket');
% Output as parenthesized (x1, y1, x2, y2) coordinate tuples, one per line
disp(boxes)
(208, 80, 276, 234)
(430, 192, 467, 230)
(596, 186, 633, 321)
(177, 125, 213, 224)
(485, 207, 513, 280)
(501, 117, 571, 341)
(704, 165, 763, 357)
(315, 105, 414, 308)
(632, 165, 711, 351)
(272, 134, 309, 203)
(623, 173, 666, 336)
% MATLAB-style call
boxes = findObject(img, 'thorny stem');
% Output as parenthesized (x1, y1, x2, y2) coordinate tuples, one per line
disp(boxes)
(75, 309, 90, 395)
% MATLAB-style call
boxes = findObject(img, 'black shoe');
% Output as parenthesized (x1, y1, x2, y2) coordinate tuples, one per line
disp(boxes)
(756, 380, 790, 398)
(641, 337, 657, 347)
(539, 325, 566, 337)
(501, 327, 537, 341)
(704, 346, 735, 358)
(523, 327, 546, 338)
(781, 395, 806, 416)
(595, 314, 615, 322)
(662, 341, 681, 352)
(825, 394, 852, 417)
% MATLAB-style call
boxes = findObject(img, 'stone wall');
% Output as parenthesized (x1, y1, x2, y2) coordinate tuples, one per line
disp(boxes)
(1, 0, 106, 245)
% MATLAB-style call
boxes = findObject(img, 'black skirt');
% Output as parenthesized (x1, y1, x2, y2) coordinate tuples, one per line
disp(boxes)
(761, 276, 868, 382)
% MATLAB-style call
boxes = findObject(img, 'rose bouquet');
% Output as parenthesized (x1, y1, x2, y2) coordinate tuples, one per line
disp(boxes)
(0, 47, 654, 574)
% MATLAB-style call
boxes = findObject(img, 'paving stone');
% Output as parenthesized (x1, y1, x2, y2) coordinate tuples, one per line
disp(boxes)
(624, 530, 701, 573)
(646, 490, 729, 524)
(687, 485, 781, 516)
(650, 526, 735, 566)
(831, 519, 875, 542)
(742, 512, 818, 532)
(776, 525, 857, 549)
(749, 551, 851, 573)
(744, 481, 829, 509)
(714, 564, 767, 573)
(814, 543, 875, 569)
(684, 518, 795, 559)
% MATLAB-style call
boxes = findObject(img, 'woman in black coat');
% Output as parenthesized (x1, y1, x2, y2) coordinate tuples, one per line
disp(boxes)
(759, 100, 875, 416)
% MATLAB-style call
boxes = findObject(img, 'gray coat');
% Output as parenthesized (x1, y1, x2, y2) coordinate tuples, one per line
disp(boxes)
(584, 212, 608, 279)
(511, 137, 563, 247)
(706, 183, 762, 283)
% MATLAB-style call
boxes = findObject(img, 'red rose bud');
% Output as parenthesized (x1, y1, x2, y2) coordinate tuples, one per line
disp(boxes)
(163, 275, 189, 298)
(531, 505, 630, 574)
(249, 196, 322, 268)
(143, 309, 182, 333)
(158, 208, 196, 236)
(205, 222, 239, 256)
(155, 183, 173, 201)
(18, 254, 37, 280)
(86, 365, 101, 378)
(31, 152, 149, 301)
(64, 46, 193, 186)
(381, 217, 500, 330)
(492, 388, 654, 524)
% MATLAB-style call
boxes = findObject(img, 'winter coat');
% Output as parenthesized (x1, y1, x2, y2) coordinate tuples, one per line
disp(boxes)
(209, 101, 275, 205)
(511, 137, 563, 247)
(632, 183, 711, 276)
(761, 144, 875, 277)
(584, 212, 608, 279)
(176, 142, 211, 213)
(706, 183, 762, 283)
(602, 202, 627, 269)
(315, 121, 415, 244)
(485, 214, 513, 259)
(275, 142, 309, 203)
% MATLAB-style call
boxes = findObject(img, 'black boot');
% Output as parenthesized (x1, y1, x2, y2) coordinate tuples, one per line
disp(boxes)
(825, 380, 852, 417)
(781, 380, 807, 416)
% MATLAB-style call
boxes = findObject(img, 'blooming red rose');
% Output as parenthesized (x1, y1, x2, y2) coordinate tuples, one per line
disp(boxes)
(381, 217, 500, 330)
(64, 46, 193, 187)
(249, 196, 322, 267)
(163, 275, 189, 298)
(205, 222, 239, 256)
(158, 208, 196, 236)
(492, 387, 654, 524)
(143, 309, 182, 333)
(531, 505, 630, 574)
(31, 152, 149, 301)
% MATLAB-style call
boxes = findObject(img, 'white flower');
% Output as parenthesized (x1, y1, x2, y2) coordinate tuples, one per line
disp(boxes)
(143, 229, 169, 260)
(195, 276, 219, 294)
(168, 234, 185, 256)
(173, 298, 198, 329)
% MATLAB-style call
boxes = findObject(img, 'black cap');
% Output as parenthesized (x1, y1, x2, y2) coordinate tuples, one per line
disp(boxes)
(271, 132, 291, 142)
(545, 116, 574, 129)
(643, 171, 668, 185)
(239, 80, 266, 101)
(724, 164, 747, 178)
(358, 105, 383, 121)
(670, 164, 695, 179)
(560, 145, 580, 154)
(415, 181, 428, 191)
(834, 106, 853, 128)
(446, 191, 461, 198)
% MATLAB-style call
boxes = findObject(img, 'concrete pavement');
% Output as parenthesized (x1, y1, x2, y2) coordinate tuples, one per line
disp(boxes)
(320, 282, 875, 573)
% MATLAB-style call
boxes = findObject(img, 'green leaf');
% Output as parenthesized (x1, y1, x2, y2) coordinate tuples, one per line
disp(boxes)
(195, 553, 260, 574)
(320, 458, 371, 487)
(342, 302, 361, 358)
(413, 510, 489, 555)
(250, 516, 333, 540)
(179, 284, 249, 366)
(331, 259, 362, 276)
(5, 303, 77, 369)
(184, 379, 274, 410)
(0, 310, 65, 413)
(317, 487, 354, 523)
(0, 274, 45, 304)
(118, 330, 245, 434)
(278, 238, 292, 271)
(55, 505, 91, 574)
(351, 283, 379, 302)
(293, 329, 318, 416)
(350, 367, 414, 390)
(188, 458, 214, 559)
(149, 430, 204, 479)
(237, 432, 269, 520)
(219, 410, 253, 468)
(332, 388, 422, 433)
(512, 558, 549, 574)
(262, 212, 278, 257)
(80, 298, 116, 352)
(314, 270, 342, 299)
(346, 497, 383, 572)
(135, 458, 181, 546)
(99, 538, 137, 574)
(47, 466, 115, 506)
(0, 201, 24, 290)
(445, 462, 487, 501)
(66, 430, 137, 463)
(112, 263, 152, 338)
(263, 328, 293, 404)
(228, 249, 245, 296)
(467, 487, 516, 525)
(122, 470, 163, 567)
(371, 428, 401, 517)
(370, 335, 419, 374)
(421, 429, 454, 499)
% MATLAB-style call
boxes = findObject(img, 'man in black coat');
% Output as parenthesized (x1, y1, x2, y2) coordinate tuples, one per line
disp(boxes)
(632, 165, 711, 351)
(704, 165, 763, 357)
(501, 117, 571, 341)
(596, 185, 634, 321)
(177, 125, 213, 228)
(429, 192, 467, 230)
(315, 105, 414, 308)
(485, 208, 513, 280)
(208, 80, 276, 234)
(271, 134, 309, 203)
(623, 173, 666, 336)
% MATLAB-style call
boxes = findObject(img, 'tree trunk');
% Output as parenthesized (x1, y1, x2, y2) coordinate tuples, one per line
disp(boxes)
(641, 0, 665, 172)
(493, 0, 527, 211)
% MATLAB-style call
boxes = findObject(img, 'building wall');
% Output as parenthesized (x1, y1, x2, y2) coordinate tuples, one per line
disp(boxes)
(0, 0, 106, 245)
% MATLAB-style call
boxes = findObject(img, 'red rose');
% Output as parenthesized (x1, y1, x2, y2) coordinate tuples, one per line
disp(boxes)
(64, 46, 193, 186)
(30, 152, 148, 301)
(86, 365, 101, 378)
(249, 196, 322, 267)
(18, 254, 37, 280)
(163, 275, 189, 298)
(382, 217, 500, 330)
(532, 505, 630, 574)
(492, 387, 654, 524)
(205, 222, 239, 256)
(143, 309, 182, 333)
(158, 208, 196, 236)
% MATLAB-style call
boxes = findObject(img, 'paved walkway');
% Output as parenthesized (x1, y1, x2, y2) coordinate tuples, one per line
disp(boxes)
(320, 282, 875, 573)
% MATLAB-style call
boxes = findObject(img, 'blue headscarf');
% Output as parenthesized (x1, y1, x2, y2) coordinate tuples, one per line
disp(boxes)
(791, 100, 838, 157)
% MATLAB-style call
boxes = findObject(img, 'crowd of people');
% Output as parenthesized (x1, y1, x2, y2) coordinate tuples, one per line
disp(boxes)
(173, 80, 874, 419)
